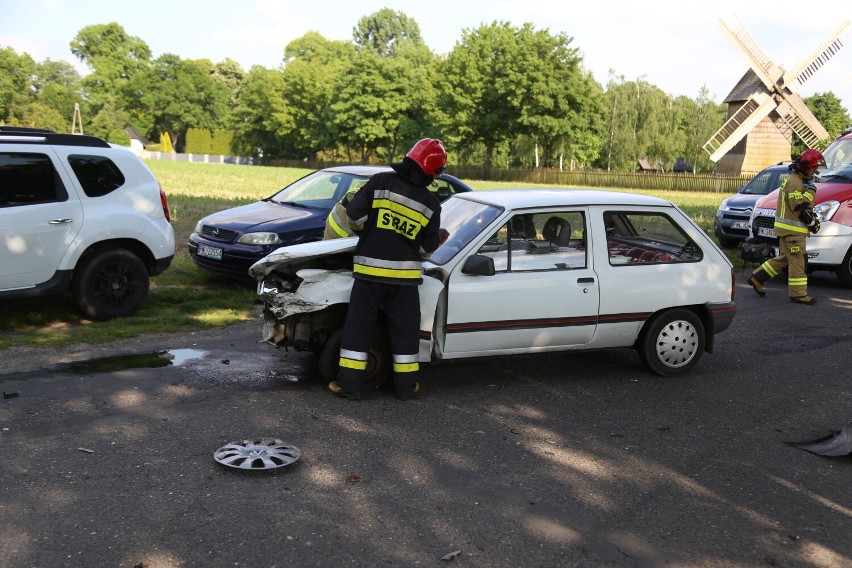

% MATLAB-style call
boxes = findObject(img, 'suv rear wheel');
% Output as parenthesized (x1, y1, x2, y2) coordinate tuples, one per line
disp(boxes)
(72, 249, 149, 320)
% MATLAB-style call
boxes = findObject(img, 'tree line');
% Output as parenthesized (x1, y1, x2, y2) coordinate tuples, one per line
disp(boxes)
(2, 9, 850, 173)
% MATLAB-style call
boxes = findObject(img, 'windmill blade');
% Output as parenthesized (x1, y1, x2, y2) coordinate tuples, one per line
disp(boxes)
(775, 93, 830, 148)
(782, 20, 850, 93)
(719, 19, 783, 90)
(703, 93, 776, 162)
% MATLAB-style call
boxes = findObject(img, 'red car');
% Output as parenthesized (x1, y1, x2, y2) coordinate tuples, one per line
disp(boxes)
(745, 130, 852, 288)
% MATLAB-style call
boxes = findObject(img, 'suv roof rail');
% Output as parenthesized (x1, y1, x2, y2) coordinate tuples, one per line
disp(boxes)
(0, 126, 110, 148)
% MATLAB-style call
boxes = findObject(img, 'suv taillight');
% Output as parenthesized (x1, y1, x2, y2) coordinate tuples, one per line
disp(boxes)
(159, 186, 171, 223)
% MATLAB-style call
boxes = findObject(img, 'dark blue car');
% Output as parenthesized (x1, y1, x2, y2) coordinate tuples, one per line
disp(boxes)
(189, 165, 473, 280)
(713, 162, 789, 248)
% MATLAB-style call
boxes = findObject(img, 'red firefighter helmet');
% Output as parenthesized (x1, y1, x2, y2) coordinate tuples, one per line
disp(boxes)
(406, 138, 447, 178)
(796, 149, 826, 170)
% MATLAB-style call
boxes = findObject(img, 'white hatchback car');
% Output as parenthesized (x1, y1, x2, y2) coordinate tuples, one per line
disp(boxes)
(251, 190, 737, 381)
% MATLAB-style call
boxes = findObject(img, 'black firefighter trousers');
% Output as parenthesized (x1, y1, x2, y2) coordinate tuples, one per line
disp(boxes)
(337, 278, 420, 396)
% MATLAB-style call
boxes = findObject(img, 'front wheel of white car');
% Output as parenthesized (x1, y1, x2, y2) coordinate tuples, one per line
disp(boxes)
(318, 327, 391, 389)
(639, 309, 705, 377)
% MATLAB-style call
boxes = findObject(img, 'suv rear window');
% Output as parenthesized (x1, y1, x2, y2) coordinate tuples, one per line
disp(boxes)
(0, 152, 68, 206)
(67, 154, 125, 197)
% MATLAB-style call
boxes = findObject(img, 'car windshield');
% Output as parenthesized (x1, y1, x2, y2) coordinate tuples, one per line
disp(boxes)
(741, 169, 786, 195)
(429, 197, 503, 265)
(818, 137, 852, 182)
(267, 170, 369, 209)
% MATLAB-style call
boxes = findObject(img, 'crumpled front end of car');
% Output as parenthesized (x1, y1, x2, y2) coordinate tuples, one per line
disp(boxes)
(257, 269, 354, 350)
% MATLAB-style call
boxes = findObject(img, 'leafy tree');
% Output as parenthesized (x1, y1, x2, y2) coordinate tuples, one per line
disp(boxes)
(0, 48, 36, 123)
(70, 23, 152, 110)
(31, 60, 84, 129)
(108, 128, 131, 146)
(799, 92, 851, 154)
(277, 32, 356, 158)
(353, 8, 425, 57)
(231, 66, 290, 158)
(439, 22, 528, 166)
(88, 100, 130, 140)
(331, 30, 439, 162)
(8, 102, 67, 131)
(124, 54, 230, 150)
(679, 87, 726, 173)
(511, 25, 604, 168)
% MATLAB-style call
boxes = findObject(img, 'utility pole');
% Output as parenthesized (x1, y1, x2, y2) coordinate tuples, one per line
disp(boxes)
(71, 103, 83, 134)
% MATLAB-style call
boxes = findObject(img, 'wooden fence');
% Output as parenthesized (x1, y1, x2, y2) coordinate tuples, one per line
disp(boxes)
(264, 158, 753, 194)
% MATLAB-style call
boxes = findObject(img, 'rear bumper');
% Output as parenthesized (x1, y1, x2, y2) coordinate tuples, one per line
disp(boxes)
(710, 302, 737, 335)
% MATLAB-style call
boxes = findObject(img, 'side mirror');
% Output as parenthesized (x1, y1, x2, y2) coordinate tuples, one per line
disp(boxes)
(461, 254, 495, 276)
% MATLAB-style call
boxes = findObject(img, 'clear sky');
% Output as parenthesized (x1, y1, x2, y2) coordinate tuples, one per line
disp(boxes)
(2, 0, 851, 113)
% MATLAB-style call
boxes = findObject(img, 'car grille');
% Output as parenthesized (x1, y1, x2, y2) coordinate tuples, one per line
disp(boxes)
(753, 215, 775, 231)
(201, 225, 237, 242)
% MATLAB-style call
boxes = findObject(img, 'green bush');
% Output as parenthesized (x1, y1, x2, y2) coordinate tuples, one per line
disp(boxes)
(108, 129, 131, 146)
(185, 128, 213, 154)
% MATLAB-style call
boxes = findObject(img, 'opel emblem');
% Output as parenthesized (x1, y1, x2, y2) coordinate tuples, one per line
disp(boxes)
(212, 228, 219, 236)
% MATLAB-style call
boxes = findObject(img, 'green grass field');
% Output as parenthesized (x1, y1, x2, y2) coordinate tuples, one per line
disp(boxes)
(0, 160, 734, 350)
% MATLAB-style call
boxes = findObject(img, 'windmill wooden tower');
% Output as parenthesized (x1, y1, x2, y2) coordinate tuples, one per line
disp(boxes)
(703, 18, 850, 175)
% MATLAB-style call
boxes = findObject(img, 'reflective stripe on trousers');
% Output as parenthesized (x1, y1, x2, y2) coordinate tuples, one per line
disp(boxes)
(337, 279, 420, 395)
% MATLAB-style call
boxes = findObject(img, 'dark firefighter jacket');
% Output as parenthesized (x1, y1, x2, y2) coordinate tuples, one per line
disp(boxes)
(346, 158, 441, 285)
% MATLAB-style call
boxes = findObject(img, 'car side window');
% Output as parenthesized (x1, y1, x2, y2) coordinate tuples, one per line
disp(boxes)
(605, 211, 702, 265)
(477, 211, 587, 271)
(0, 152, 68, 207)
(67, 154, 126, 197)
(743, 171, 772, 195)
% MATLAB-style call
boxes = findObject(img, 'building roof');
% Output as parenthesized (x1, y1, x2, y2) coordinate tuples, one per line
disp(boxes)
(723, 69, 772, 103)
(124, 127, 151, 145)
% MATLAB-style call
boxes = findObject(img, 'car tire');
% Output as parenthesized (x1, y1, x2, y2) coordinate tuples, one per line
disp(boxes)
(717, 237, 739, 249)
(318, 327, 391, 389)
(72, 249, 150, 320)
(638, 309, 705, 377)
(837, 246, 852, 289)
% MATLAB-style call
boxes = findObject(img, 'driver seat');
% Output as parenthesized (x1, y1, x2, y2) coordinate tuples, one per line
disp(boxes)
(542, 217, 572, 246)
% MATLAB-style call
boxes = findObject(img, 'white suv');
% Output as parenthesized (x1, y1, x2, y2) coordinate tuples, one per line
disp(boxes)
(0, 127, 175, 319)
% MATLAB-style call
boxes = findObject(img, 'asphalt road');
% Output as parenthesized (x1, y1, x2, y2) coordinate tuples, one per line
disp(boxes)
(1, 271, 850, 568)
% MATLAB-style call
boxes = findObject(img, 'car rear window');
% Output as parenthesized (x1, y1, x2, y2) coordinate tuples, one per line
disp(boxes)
(0, 152, 68, 206)
(67, 154, 125, 197)
(605, 211, 703, 265)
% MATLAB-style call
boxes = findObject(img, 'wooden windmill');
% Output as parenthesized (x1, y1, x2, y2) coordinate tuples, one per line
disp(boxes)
(703, 18, 850, 175)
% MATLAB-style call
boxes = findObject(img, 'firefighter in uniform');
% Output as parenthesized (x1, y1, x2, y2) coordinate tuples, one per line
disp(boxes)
(327, 138, 447, 400)
(323, 180, 367, 240)
(748, 149, 825, 305)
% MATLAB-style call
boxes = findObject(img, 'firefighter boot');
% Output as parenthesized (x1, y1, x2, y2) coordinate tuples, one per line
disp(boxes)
(790, 296, 817, 305)
(396, 382, 420, 401)
(748, 273, 767, 297)
(327, 381, 361, 400)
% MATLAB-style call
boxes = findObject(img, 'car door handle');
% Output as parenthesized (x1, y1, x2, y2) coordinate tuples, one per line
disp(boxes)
(577, 277, 595, 283)
(48, 218, 74, 224)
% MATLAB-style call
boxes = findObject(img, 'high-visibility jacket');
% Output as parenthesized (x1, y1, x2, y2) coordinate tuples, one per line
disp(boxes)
(773, 171, 816, 238)
(323, 189, 361, 240)
(346, 170, 441, 285)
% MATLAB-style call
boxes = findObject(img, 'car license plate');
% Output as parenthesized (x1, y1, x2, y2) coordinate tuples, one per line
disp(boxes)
(197, 244, 223, 260)
(757, 227, 775, 238)
(732, 221, 750, 229)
